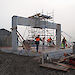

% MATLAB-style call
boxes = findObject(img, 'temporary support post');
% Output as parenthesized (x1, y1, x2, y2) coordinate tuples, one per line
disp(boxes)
(42, 53, 44, 64)
(56, 24, 61, 48)
(73, 42, 75, 54)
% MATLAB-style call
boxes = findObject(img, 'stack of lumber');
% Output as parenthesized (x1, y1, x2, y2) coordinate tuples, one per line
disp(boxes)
(40, 54, 75, 72)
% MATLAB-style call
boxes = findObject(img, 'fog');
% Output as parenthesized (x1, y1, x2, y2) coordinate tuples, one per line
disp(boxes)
(0, 0, 75, 41)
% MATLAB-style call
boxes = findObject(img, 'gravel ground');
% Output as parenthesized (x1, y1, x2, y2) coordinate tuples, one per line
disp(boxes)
(0, 51, 75, 75)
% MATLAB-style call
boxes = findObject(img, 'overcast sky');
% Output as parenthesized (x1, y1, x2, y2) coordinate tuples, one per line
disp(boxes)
(0, 0, 75, 41)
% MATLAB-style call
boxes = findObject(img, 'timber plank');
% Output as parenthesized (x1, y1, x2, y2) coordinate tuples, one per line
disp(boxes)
(54, 62, 75, 69)
(58, 54, 75, 63)
(40, 63, 69, 71)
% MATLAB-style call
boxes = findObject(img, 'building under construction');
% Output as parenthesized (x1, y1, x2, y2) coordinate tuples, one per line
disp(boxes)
(0, 13, 75, 71)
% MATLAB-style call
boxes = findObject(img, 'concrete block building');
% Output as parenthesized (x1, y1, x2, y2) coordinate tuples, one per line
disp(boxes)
(0, 29, 12, 47)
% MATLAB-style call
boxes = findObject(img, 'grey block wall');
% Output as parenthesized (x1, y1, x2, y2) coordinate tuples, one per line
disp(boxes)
(0, 29, 12, 47)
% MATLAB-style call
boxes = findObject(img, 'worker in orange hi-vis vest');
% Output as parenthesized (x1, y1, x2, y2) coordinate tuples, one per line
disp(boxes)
(47, 37, 52, 46)
(35, 35, 42, 52)
(47, 37, 52, 42)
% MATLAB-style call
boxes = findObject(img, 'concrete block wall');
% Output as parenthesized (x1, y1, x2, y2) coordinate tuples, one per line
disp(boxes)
(43, 48, 73, 59)
(0, 48, 73, 59)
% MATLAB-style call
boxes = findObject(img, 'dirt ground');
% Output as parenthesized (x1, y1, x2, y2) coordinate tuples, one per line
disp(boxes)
(0, 51, 75, 75)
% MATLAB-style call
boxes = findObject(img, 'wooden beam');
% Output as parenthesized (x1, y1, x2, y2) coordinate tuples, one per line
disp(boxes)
(58, 54, 75, 63)
(40, 63, 69, 71)
(54, 62, 75, 69)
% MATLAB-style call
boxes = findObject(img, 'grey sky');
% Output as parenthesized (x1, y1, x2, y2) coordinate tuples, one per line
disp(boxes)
(0, 0, 75, 41)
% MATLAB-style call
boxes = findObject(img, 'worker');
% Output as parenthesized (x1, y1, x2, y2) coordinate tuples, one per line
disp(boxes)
(62, 37, 66, 49)
(47, 37, 52, 46)
(42, 37, 45, 50)
(47, 37, 52, 42)
(35, 35, 41, 52)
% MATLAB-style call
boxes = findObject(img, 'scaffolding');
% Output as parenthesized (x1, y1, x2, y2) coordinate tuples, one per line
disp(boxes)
(26, 12, 56, 46)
